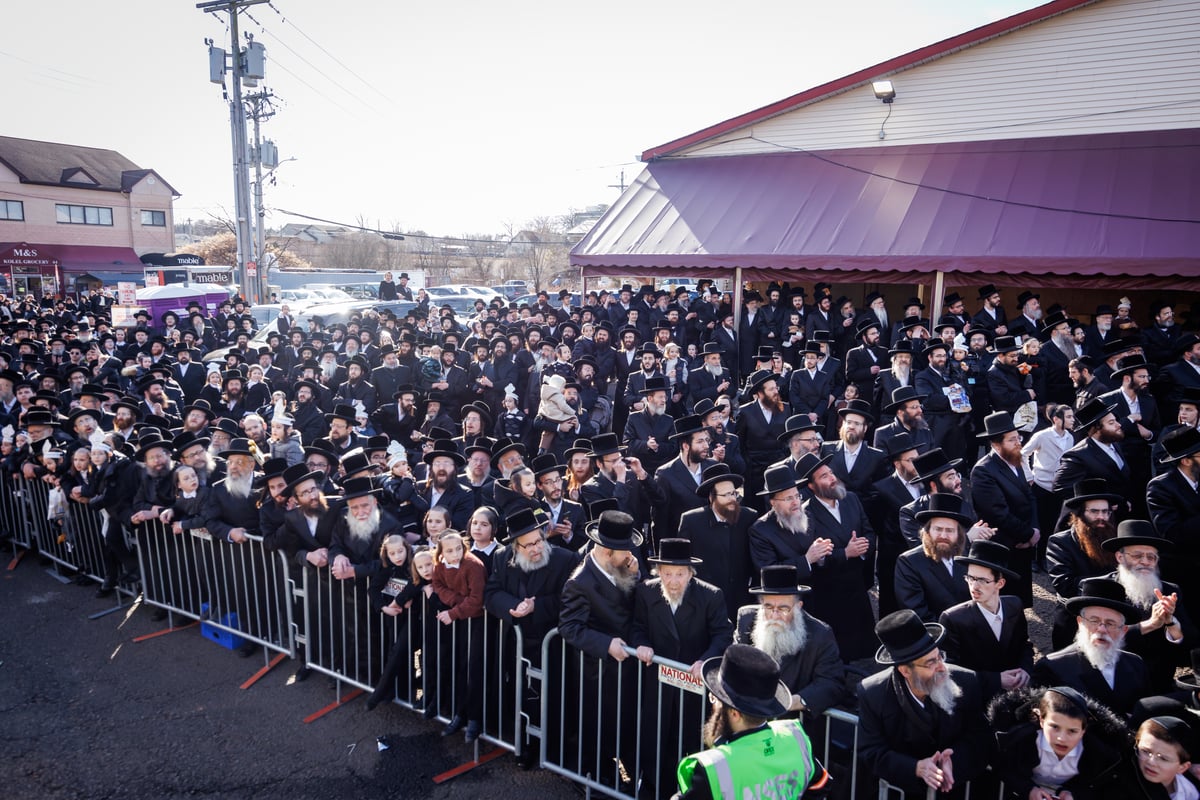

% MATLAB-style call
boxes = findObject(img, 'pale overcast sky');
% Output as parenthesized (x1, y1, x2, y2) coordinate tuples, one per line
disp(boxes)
(4, 0, 1038, 236)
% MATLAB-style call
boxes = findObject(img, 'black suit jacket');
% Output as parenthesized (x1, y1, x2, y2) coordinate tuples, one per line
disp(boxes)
(539, 498, 588, 552)
(939, 596, 1035, 702)
(845, 344, 888, 387)
(734, 605, 845, 721)
(680, 506, 755, 620)
(821, 441, 887, 499)
(872, 418, 935, 456)
(857, 665, 993, 797)
(894, 546, 971, 622)
(1148, 467, 1200, 565)
(623, 408, 677, 475)
(558, 554, 637, 659)
(651, 456, 715, 546)
(1052, 436, 1131, 496)
(788, 368, 834, 418)
(970, 451, 1037, 549)
(264, 499, 346, 569)
(734, 401, 790, 468)
(484, 543, 579, 647)
(1032, 643, 1149, 717)
(412, 478, 476, 531)
(630, 578, 733, 665)
(802, 493, 877, 660)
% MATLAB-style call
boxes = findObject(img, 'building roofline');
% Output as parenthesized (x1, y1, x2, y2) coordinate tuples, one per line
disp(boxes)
(640, 0, 1102, 162)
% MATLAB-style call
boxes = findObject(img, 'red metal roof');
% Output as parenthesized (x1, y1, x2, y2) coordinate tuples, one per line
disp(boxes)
(574, 129, 1200, 291)
(641, 0, 1103, 162)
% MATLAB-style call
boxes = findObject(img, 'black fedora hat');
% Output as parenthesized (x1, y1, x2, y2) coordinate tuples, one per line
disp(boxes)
(757, 463, 803, 497)
(909, 447, 962, 485)
(669, 414, 707, 442)
(874, 609, 945, 665)
(182, 398, 216, 420)
(976, 411, 1019, 440)
(170, 430, 212, 457)
(324, 403, 359, 425)
(1074, 397, 1118, 431)
(584, 510, 643, 550)
(888, 339, 916, 359)
(340, 450, 373, 476)
(837, 398, 875, 423)
(988, 336, 1020, 355)
(884, 385, 927, 413)
(282, 463, 325, 496)
(1101, 519, 1173, 553)
(460, 401, 493, 427)
(588, 433, 622, 458)
(489, 436, 526, 469)
(693, 397, 728, 418)
(882, 431, 919, 460)
(214, 417, 243, 439)
(260, 457, 290, 481)
(700, 644, 791, 719)
(648, 538, 702, 566)
(464, 435, 496, 457)
(341, 476, 381, 500)
(587, 497, 620, 522)
(223, 437, 256, 458)
(750, 565, 810, 596)
(977, 284, 1000, 300)
(793, 451, 834, 484)
(530, 453, 566, 480)
(134, 430, 173, 461)
(502, 507, 550, 543)
(563, 438, 592, 461)
(747, 369, 781, 394)
(425, 439, 467, 468)
(954, 540, 1018, 581)
(1111, 354, 1156, 381)
(1063, 478, 1123, 510)
(778, 414, 821, 444)
(1160, 426, 1200, 464)
(1065, 577, 1138, 623)
(914, 493, 974, 528)
(696, 463, 743, 497)
(637, 375, 670, 396)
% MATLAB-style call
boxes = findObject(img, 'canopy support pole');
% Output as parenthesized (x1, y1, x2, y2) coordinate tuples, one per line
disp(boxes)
(732, 267, 744, 331)
(931, 270, 946, 328)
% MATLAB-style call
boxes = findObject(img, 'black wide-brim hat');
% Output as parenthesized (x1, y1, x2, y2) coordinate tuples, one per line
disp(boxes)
(954, 540, 1019, 581)
(460, 401, 493, 428)
(530, 453, 566, 480)
(1100, 519, 1174, 553)
(757, 462, 805, 496)
(1160, 426, 1200, 464)
(976, 410, 1020, 440)
(424, 439, 467, 468)
(909, 448, 963, 485)
(696, 463, 744, 496)
(792, 451, 834, 484)
(884, 385, 928, 413)
(1063, 478, 1124, 510)
(588, 433, 622, 458)
(648, 538, 702, 566)
(182, 399, 216, 420)
(489, 436, 526, 469)
(837, 398, 875, 423)
(915, 492, 975, 528)
(282, 463, 325, 496)
(223, 437, 256, 458)
(701, 644, 791, 719)
(668, 414, 706, 441)
(875, 609, 946, 665)
(747, 369, 781, 394)
(777, 414, 821, 443)
(324, 403, 359, 425)
(750, 565, 810, 596)
(502, 507, 550, 543)
(584, 510, 643, 550)
(341, 476, 381, 500)
(1065, 577, 1139, 624)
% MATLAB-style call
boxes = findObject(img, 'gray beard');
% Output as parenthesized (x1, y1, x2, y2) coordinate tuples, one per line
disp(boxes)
(1098, 321, 1112, 333)
(752, 608, 807, 662)
(515, 546, 550, 573)
(648, 404, 667, 417)
(920, 670, 962, 716)
(777, 507, 808, 536)
(1075, 625, 1124, 672)
(891, 364, 910, 383)
(346, 506, 382, 543)
(321, 362, 337, 380)
(705, 364, 724, 378)
(225, 471, 255, 500)
(1052, 333, 1079, 359)
(874, 308, 889, 327)
(1116, 564, 1161, 610)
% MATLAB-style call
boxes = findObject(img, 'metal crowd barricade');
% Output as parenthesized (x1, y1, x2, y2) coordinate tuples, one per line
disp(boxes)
(533, 628, 712, 800)
(297, 564, 526, 756)
(2, 472, 34, 554)
(20, 475, 78, 574)
(136, 520, 295, 657)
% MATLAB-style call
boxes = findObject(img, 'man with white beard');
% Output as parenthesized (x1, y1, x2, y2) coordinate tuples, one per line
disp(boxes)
(329, 477, 400, 580)
(629, 539, 733, 793)
(688, 342, 732, 407)
(858, 609, 993, 799)
(1100, 520, 1193, 694)
(622, 375, 676, 475)
(558, 510, 644, 790)
(1034, 577, 1149, 718)
(735, 565, 844, 737)
(201, 438, 260, 545)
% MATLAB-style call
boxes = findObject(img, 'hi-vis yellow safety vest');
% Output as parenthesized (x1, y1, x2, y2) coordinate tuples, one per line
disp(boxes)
(677, 719, 826, 799)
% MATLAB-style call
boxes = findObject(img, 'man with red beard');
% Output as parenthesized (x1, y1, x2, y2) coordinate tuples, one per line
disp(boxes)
(971, 411, 1039, 605)
(1046, 479, 1124, 649)
(894, 494, 973, 623)
(1033, 577, 1150, 718)
(734, 565, 844, 737)
(1100, 520, 1193, 694)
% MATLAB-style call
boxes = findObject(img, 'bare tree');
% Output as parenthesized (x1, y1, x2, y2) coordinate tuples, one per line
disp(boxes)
(509, 216, 569, 292)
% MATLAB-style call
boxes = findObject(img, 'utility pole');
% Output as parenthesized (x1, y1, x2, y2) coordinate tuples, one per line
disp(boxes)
(608, 170, 627, 194)
(199, 0, 268, 303)
(245, 88, 277, 302)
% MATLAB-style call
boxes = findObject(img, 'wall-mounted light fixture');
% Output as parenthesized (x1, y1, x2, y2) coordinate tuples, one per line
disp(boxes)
(872, 80, 897, 140)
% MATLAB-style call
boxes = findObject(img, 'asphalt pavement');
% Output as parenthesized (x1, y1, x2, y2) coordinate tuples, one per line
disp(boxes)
(0, 557, 578, 800)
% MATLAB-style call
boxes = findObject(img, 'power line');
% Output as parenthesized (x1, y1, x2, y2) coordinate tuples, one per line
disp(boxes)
(265, 1, 396, 105)
(275, 209, 573, 247)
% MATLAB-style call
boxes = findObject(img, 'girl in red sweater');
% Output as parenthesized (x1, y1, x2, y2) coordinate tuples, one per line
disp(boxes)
(431, 532, 487, 742)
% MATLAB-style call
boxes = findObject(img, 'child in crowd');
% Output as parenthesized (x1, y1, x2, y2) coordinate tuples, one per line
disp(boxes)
(1131, 716, 1199, 800)
(268, 406, 304, 466)
(366, 534, 422, 711)
(466, 506, 501, 574)
(431, 532, 487, 742)
(497, 386, 528, 440)
(421, 506, 450, 548)
(159, 465, 210, 536)
(989, 685, 1130, 800)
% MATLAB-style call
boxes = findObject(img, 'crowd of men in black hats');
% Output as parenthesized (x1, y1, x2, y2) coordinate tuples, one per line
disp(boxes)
(3, 280, 1200, 799)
